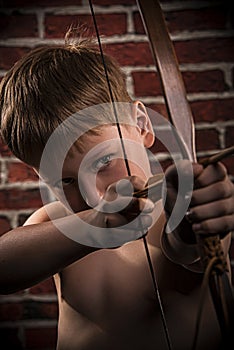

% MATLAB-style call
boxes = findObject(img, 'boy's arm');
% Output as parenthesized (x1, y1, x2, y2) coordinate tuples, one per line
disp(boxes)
(0, 179, 154, 295)
(0, 202, 96, 294)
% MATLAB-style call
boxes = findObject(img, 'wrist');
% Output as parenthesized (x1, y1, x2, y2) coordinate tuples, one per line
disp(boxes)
(160, 224, 204, 273)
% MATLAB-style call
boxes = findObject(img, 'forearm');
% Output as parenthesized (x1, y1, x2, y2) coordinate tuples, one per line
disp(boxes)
(0, 215, 96, 294)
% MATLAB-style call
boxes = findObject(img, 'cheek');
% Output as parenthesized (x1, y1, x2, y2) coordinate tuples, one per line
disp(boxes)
(68, 186, 93, 212)
(96, 159, 128, 193)
(128, 161, 149, 180)
(52, 186, 89, 213)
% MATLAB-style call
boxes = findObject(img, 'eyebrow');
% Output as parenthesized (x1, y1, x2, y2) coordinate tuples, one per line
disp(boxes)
(48, 138, 123, 186)
(85, 139, 122, 160)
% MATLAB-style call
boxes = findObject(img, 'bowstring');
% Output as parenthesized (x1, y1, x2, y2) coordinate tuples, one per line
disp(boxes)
(88, 1, 173, 349)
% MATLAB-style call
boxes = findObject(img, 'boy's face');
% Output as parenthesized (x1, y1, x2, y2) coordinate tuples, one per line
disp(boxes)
(36, 123, 153, 213)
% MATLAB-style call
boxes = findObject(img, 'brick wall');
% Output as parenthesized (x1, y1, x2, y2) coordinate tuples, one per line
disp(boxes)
(0, 0, 233, 349)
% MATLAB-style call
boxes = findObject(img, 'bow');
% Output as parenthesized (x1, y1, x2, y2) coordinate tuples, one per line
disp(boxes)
(88, 0, 234, 348)
(137, 0, 234, 347)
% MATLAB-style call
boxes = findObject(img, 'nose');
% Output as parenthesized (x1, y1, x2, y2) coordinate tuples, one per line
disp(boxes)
(78, 173, 103, 208)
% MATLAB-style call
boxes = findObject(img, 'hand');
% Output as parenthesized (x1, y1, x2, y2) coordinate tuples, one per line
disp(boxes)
(78, 176, 155, 248)
(187, 162, 234, 238)
(164, 160, 234, 240)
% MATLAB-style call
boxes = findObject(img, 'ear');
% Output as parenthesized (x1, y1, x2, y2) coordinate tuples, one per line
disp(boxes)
(132, 101, 155, 148)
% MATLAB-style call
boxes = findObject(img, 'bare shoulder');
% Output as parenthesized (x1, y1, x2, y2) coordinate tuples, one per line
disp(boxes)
(24, 201, 70, 225)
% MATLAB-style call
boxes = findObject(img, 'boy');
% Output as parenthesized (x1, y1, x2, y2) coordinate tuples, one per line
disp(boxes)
(0, 33, 233, 350)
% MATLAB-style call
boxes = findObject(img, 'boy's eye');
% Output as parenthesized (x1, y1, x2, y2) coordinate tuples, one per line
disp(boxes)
(55, 177, 75, 188)
(62, 177, 75, 186)
(94, 154, 112, 171)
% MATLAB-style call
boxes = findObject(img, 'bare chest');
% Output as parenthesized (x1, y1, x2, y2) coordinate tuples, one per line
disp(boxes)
(55, 240, 220, 350)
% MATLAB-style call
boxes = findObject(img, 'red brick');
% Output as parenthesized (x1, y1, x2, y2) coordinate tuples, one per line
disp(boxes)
(191, 99, 234, 123)
(0, 14, 38, 39)
(166, 7, 227, 32)
(132, 70, 226, 97)
(0, 188, 49, 210)
(29, 278, 56, 295)
(174, 38, 234, 64)
(93, 0, 135, 4)
(0, 47, 30, 70)
(1, 0, 81, 7)
(0, 162, 3, 185)
(183, 70, 227, 93)
(7, 162, 39, 183)
(150, 137, 167, 155)
(225, 127, 234, 148)
(0, 137, 13, 157)
(45, 13, 127, 38)
(132, 71, 162, 97)
(40, 302, 58, 319)
(222, 157, 234, 177)
(151, 128, 182, 155)
(134, 6, 227, 34)
(106, 38, 234, 67)
(106, 42, 153, 66)
(195, 129, 220, 152)
(0, 302, 23, 321)
(0, 215, 12, 236)
(146, 104, 168, 122)
(25, 327, 57, 349)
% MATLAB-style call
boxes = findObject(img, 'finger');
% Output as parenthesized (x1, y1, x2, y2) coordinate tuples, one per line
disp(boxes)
(100, 195, 154, 216)
(194, 162, 227, 189)
(116, 176, 147, 196)
(122, 197, 154, 215)
(139, 198, 155, 213)
(190, 179, 234, 206)
(192, 215, 234, 237)
(187, 197, 234, 223)
(98, 196, 132, 213)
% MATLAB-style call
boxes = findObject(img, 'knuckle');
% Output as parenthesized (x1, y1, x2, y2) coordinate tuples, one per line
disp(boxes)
(215, 181, 229, 198)
(217, 201, 229, 217)
(210, 162, 227, 180)
(214, 197, 233, 217)
(218, 162, 228, 177)
(130, 176, 146, 190)
(222, 216, 231, 233)
(190, 193, 199, 206)
(106, 182, 117, 193)
(200, 220, 212, 232)
(223, 198, 233, 214)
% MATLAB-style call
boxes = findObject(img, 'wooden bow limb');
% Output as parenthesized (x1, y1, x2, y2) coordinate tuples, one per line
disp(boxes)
(137, 0, 234, 346)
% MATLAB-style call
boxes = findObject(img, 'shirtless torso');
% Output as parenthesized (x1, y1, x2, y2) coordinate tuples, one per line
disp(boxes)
(26, 200, 222, 350)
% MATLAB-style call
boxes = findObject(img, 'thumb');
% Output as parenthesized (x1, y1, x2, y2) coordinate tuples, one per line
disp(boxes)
(192, 162, 204, 179)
